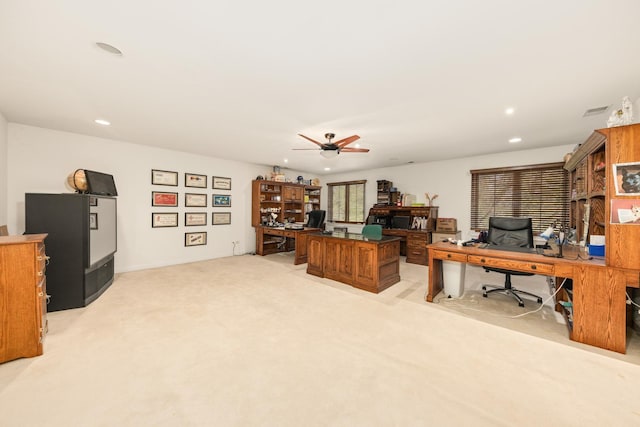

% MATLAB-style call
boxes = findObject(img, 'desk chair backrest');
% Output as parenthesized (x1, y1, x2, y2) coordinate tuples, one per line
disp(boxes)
(306, 210, 326, 229)
(361, 224, 383, 239)
(487, 217, 533, 248)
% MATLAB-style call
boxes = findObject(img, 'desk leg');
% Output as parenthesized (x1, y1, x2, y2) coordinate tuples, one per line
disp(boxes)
(426, 252, 443, 302)
(255, 229, 264, 256)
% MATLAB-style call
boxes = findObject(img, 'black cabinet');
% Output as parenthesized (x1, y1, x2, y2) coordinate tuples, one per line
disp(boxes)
(25, 193, 117, 311)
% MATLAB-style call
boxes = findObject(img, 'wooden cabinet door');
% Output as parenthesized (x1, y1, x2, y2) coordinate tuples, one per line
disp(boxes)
(324, 239, 354, 283)
(283, 185, 303, 201)
(354, 242, 377, 289)
(306, 236, 325, 277)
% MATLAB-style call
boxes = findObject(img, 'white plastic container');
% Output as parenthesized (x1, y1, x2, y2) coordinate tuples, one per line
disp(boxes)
(443, 261, 466, 298)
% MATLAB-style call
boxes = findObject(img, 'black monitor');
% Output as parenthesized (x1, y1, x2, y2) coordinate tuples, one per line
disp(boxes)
(391, 216, 411, 229)
(84, 170, 118, 196)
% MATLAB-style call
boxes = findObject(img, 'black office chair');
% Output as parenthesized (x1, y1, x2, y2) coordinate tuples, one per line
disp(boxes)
(306, 210, 326, 229)
(481, 217, 543, 307)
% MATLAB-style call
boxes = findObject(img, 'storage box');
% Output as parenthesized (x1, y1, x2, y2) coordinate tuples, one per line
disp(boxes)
(436, 218, 457, 232)
(588, 235, 605, 256)
(588, 245, 605, 257)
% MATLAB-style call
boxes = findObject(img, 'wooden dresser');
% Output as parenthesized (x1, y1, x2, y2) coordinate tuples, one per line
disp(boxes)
(0, 234, 48, 363)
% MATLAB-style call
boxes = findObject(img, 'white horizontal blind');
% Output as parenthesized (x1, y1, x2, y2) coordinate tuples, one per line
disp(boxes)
(470, 162, 568, 233)
(327, 180, 366, 223)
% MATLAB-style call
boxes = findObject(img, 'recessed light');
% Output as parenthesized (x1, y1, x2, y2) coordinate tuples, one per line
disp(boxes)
(96, 42, 123, 56)
(505, 107, 515, 115)
(94, 119, 111, 126)
(283, 158, 288, 163)
(355, 143, 360, 148)
(509, 137, 522, 143)
(324, 167, 331, 171)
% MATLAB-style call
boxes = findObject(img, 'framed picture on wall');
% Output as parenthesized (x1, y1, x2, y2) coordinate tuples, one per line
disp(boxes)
(151, 169, 179, 186)
(152, 191, 178, 207)
(213, 194, 231, 207)
(152, 212, 179, 228)
(185, 232, 207, 247)
(185, 173, 207, 188)
(212, 176, 232, 190)
(212, 212, 231, 225)
(185, 193, 207, 207)
(613, 162, 640, 196)
(185, 212, 207, 226)
(89, 213, 98, 230)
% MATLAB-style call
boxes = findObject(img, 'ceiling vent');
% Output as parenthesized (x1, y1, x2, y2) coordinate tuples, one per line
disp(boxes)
(583, 106, 610, 117)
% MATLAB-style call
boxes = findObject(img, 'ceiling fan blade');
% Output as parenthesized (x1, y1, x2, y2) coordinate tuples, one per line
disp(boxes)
(297, 133, 325, 148)
(340, 147, 369, 153)
(334, 135, 360, 148)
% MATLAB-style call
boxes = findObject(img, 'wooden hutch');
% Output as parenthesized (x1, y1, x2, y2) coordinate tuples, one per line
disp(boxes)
(557, 123, 640, 352)
(367, 205, 438, 265)
(252, 180, 322, 260)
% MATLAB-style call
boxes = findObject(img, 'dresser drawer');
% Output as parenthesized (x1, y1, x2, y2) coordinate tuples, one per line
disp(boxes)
(431, 249, 467, 262)
(406, 248, 428, 265)
(468, 255, 554, 274)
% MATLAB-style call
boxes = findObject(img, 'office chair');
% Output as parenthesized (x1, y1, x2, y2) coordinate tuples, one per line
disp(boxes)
(361, 224, 383, 239)
(481, 217, 543, 307)
(306, 209, 326, 229)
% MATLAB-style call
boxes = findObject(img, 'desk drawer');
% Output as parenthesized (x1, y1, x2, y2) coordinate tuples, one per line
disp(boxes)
(468, 255, 553, 274)
(431, 250, 467, 262)
(283, 231, 296, 238)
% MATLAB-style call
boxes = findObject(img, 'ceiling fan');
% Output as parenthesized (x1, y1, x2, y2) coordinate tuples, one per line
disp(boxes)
(294, 133, 369, 158)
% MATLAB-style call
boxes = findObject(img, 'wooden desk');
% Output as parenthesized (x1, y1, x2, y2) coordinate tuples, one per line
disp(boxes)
(254, 226, 320, 265)
(307, 232, 401, 293)
(427, 241, 640, 354)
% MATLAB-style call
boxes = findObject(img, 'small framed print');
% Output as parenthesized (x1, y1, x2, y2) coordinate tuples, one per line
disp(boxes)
(89, 213, 98, 230)
(613, 162, 640, 196)
(89, 196, 98, 206)
(185, 231, 207, 247)
(213, 194, 231, 207)
(212, 176, 232, 190)
(151, 169, 179, 186)
(185, 212, 207, 226)
(152, 191, 178, 207)
(185, 193, 207, 207)
(212, 212, 231, 225)
(185, 173, 207, 188)
(152, 212, 178, 228)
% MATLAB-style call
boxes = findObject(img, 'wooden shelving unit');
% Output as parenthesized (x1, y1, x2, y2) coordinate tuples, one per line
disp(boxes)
(252, 180, 321, 227)
(565, 131, 607, 245)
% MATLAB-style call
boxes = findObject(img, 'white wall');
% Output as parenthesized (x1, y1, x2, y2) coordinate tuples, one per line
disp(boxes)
(7, 124, 305, 273)
(323, 144, 576, 237)
(0, 112, 7, 227)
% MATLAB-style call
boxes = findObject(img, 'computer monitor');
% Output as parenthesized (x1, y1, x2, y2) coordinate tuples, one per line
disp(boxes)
(391, 216, 411, 229)
(84, 170, 118, 196)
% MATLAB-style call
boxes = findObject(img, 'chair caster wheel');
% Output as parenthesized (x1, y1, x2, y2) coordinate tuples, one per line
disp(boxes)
(481, 285, 487, 290)
(482, 292, 488, 298)
(519, 302, 524, 307)
(537, 297, 543, 303)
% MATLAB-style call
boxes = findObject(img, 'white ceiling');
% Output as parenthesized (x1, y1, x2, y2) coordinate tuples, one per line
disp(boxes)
(1, 1, 640, 175)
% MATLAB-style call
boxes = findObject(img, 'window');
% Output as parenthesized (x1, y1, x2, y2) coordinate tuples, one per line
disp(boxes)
(327, 180, 366, 223)
(470, 162, 568, 233)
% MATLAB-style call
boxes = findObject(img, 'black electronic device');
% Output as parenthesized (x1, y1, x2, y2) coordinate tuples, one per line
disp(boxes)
(391, 215, 411, 229)
(84, 169, 118, 196)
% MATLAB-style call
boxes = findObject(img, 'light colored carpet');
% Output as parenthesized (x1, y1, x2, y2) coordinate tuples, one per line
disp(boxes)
(1, 253, 640, 426)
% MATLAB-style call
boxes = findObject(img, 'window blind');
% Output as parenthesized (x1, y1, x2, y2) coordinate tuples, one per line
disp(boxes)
(327, 180, 366, 223)
(470, 162, 568, 233)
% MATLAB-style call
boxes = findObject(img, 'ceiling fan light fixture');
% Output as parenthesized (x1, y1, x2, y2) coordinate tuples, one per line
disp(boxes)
(320, 150, 339, 159)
